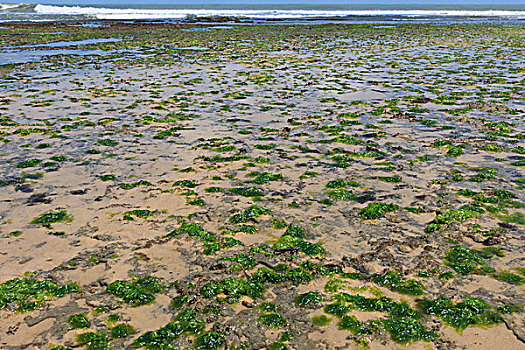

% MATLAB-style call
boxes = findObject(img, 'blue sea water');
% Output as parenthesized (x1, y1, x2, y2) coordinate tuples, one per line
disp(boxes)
(0, 2, 524, 23)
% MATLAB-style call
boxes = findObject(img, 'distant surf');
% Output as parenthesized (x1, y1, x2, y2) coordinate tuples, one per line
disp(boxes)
(1, 2, 524, 22)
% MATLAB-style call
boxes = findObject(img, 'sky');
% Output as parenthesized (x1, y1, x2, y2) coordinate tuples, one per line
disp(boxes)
(2, 0, 525, 4)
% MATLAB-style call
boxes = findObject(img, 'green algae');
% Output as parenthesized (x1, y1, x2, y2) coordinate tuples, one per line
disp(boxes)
(259, 313, 287, 329)
(312, 315, 332, 326)
(377, 175, 402, 183)
(338, 315, 374, 336)
(229, 186, 263, 197)
(173, 180, 196, 188)
(246, 171, 283, 184)
(106, 276, 165, 307)
(420, 296, 502, 331)
(444, 245, 493, 275)
(359, 203, 398, 220)
(326, 189, 358, 201)
(167, 222, 216, 242)
(268, 342, 289, 350)
(110, 324, 135, 338)
(68, 313, 91, 329)
(203, 155, 246, 162)
(382, 317, 437, 344)
(499, 303, 523, 314)
(119, 180, 151, 190)
(295, 291, 323, 307)
(220, 253, 257, 270)
(325, 293, 437, 344)
(371, 271, 425, 296)
(194, 331, 225, 349)
(31, 210, 73, 227)
(282, 224, 307, 239)
(490, 270, 525, 285)
(427, 205, 483, 232)
(229, 205, 273, 224)
(76, 331, 111, 350)
(293, 240, 325, 256)
(131, 308, 205, 349)
(171, 294, 188, 309)
(204, 186, 223, 193)
(123, 209, 156, 221)
(259, 302, 281, 313)
(99, 174, 116, 181)
(202, 243, 222, 255)
(497, 212, 525, 225)
(0, 278, 79, 312)
(326, 179, 347, 188)
(97, 139, 118, 146)
(468, 167, 497, 182)
(17, 159, 41, 168)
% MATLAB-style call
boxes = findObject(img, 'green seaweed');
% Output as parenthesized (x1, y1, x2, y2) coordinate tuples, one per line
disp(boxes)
(295, 291, 323, 307)
(194, 331, 225, 350)
(490, 270, 525, 285)
(173, 180, 196, 188)
(123, 209, 156, 221)
(97, 139, 118, 146)
(444, 245, 492, 275)
(131, 309, 204, 349)
(382, 316, 437, 344)
(171, 295, 188, 309)
(0, 278, 79, 312)
(167, 222, 216, 242)
(312, 315, 332, 326)
(229, 186, 263, 197)
(246, 171, 283, 184)
(99, 174, 116, 181)
(420, 296, 502, 331)
(377, 175, 402, 183)
(268, 342, 289, 350)
(76, 331, 111, 350)
(338, 315, 374, 336)
(68, 313, 91, 329)
(106, 276, 165, 307)
(371, 271, 425, 296)
(326, 189, 358, 201)
(110, 324, 135, 338)
(359, 203, 398, 220)
(17, 159, 41, 168)
(119, 180, 151, 190)
(229, 205, 273, 224)
(259, 313, 287, 329)
(31, 210, 72, 226)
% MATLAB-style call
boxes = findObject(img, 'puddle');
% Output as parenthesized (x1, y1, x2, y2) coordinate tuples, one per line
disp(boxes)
(267, 50, 295, 55)
(1, 37, 123, 50)
(0, 49, 110, 64)
(181, 26, 236, 32)
(172, 46, 209, 50)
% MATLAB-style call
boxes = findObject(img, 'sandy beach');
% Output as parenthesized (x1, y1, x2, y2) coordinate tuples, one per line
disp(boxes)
(0, 21, 524, 350)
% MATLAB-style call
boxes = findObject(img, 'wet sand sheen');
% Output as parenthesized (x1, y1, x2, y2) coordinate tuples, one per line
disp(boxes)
(0, 22, 524, 350)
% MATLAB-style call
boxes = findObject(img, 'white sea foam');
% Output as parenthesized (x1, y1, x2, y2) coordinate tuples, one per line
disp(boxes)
(31, 5, 525, 20)
(1, 3, 524, 21)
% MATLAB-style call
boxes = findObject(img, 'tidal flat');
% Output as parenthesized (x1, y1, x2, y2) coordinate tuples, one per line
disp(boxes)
(0, 22, 524, 350)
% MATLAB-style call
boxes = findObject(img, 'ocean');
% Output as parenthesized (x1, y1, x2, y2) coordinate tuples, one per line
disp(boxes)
(0, 2, 524, 23)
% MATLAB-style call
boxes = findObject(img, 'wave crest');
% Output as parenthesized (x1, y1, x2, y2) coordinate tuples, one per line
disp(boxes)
(1, 3, 524, 21)
(0, 3, 36, 13)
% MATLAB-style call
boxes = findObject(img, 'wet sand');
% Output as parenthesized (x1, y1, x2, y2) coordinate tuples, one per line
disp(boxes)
(0, 22, 524, 350)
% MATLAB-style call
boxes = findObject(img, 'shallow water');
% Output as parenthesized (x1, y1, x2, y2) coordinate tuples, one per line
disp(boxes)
(1, 37, 123, 50)
(0, 48, 110, 64)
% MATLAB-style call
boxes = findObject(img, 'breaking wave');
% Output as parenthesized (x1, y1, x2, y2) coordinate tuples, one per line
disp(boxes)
(1, 3, 524, 21)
